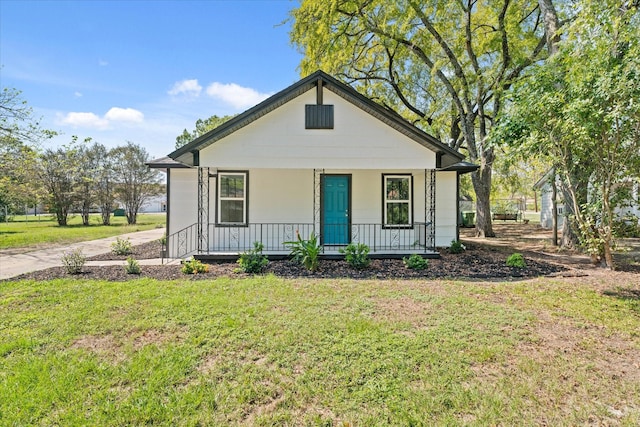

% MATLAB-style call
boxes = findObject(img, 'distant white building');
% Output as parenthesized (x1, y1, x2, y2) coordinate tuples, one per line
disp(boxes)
(139, 194, 167, 213)
(534, 169, 639, 230)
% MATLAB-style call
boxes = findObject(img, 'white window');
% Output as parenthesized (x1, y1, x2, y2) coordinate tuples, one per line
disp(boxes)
(383, 174, 412, 227)
(217, 172, 247, 225)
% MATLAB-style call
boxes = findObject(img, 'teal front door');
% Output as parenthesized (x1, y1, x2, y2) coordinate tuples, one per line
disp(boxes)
(322, 175, 350, 245)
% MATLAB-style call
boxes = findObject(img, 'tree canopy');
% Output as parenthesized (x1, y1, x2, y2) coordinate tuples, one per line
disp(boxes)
(495, 0, 640, 268)
(175, 114, 236, 149)
(291, 0, 560, 237)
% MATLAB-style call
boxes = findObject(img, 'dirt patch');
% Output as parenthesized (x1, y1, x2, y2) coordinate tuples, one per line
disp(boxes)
(371, 296, 433, 328)
(523, 312, 640, 383)
(128, 328, 184, 350)
(70, 328, 185, 363)
(71, 334, 126, 363)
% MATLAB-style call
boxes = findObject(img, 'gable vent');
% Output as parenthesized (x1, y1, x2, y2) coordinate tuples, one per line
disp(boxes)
(305, 104, 334, 129)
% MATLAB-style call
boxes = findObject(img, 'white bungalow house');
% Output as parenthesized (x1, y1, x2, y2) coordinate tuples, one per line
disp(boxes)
(149, 71, 477, 259)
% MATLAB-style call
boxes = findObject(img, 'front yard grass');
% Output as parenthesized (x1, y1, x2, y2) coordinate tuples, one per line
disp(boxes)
(0, 213, 165, 250)
(1, 276, 639, 425)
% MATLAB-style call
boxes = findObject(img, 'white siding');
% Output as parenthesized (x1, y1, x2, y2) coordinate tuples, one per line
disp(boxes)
(168, 168, 198, 237)
(199, 168, 457, 252)
(538, 182, 564, 230)
(199, 89, 437, 170)
(435, 171, 457, 246)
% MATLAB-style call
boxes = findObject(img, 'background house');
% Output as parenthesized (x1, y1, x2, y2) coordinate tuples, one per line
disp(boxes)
(534, 169, 639, 230)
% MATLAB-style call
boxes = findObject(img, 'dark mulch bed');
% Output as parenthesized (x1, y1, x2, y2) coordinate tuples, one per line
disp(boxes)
(9, 241, 569, 282)
(87, 240, 163, 261)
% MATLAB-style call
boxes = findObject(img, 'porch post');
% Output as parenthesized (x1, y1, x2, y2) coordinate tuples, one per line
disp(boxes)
(197, 167, 210, 253)
(425, 169, 436, 251)
(313, 168, 323, 235)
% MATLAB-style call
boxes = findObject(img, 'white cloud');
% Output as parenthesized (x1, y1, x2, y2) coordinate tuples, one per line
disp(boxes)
(99, 59, 109, 66)
(74, 91, 83, 98)
(60, 112, 109, 129)
(168, 79, 202, 97)
(58, 107, 144, 130)
(104, 107, 144, 123)
(205, 82, 272, 109)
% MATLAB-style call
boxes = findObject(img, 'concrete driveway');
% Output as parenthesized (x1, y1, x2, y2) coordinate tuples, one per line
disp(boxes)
(0, 228, 166, 280)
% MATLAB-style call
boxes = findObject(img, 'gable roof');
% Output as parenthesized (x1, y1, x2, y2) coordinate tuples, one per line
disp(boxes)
(168, 70, 465, 167)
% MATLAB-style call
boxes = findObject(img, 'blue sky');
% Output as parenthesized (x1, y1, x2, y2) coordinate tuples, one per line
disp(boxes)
(0, 0, 303, 159)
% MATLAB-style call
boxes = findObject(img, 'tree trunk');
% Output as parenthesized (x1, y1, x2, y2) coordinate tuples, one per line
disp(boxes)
(551, 178, 558, 246)
(100, 205, 111, 225)
(56, 206, 68, 226)
(127, 210, 137, 225)
(538, 0, 561, 55)
(472, 164, 496, 238)
(81, 202, 90, 226)
(559, 176, 582, 249)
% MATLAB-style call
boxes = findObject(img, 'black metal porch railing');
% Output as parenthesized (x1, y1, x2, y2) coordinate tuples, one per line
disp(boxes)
(164, 223, 199, 260)
(165, 222, 434, 259)
(207, 222, 434, 253)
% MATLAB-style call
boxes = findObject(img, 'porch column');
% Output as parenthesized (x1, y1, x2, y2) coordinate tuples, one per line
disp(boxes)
(313, 168, 323, 235)
(425, 169, 436, 251)
(197, 167, 210, 253)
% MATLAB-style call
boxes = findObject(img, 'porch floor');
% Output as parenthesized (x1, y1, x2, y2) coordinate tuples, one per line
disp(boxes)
(194, 249, 440, 262)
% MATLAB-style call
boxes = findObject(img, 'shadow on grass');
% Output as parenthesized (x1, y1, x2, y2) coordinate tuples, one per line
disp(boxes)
(603, 287, 640, 301)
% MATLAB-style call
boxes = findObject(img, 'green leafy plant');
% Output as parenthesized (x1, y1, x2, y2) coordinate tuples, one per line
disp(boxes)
(284, 231, 321, 272)
(449, 240, 466, 254)
(159, 233, 167, 246)
(340, 242, 370, 269)
(403, 253, 428, 270)
(237, 242, 269, 274)
(181, 257, 209, 274)
(124, 256, 141, 274)
(61, 248, 86, 274)
(111, 237, 133, 255)
(506, 253, 526, 268)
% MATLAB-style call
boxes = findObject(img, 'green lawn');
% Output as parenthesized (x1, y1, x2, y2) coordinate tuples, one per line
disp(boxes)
(1, 276, 638, 425)
(0, 214, 165, 249)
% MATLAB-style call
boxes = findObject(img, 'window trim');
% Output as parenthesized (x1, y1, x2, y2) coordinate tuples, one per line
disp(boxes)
(216, 171, 249, 227)
(382, 174, 413, 229)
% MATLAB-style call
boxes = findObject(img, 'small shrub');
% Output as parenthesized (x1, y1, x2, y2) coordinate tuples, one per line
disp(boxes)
(125, 256, 141, 274)
(159, 233, 167, 246)
(403, 253, 428, 270)
(181, 257, 209, 274)
(237, 242, 269, 274)
(506, 252, 526, 268)
(61, 248, 86, 274)
(340, 242, 371, 269)
(111, 237, 133, 255)
(284, 231, 321, 272)
(449, 240, 466, 254)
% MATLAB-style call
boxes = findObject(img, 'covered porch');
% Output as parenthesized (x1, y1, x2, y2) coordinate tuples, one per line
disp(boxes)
(163, 167, 443, 260)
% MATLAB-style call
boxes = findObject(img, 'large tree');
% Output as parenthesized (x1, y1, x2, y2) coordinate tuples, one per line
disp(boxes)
(39, 145, 82, 226)
(291, 0, 559, 237)
(111, 142, 162, 225)
(496, 0, 640, 268)
(92, 143, 116, 226)
(1, 87, 55, 215)
(76, 139, 100, 226)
